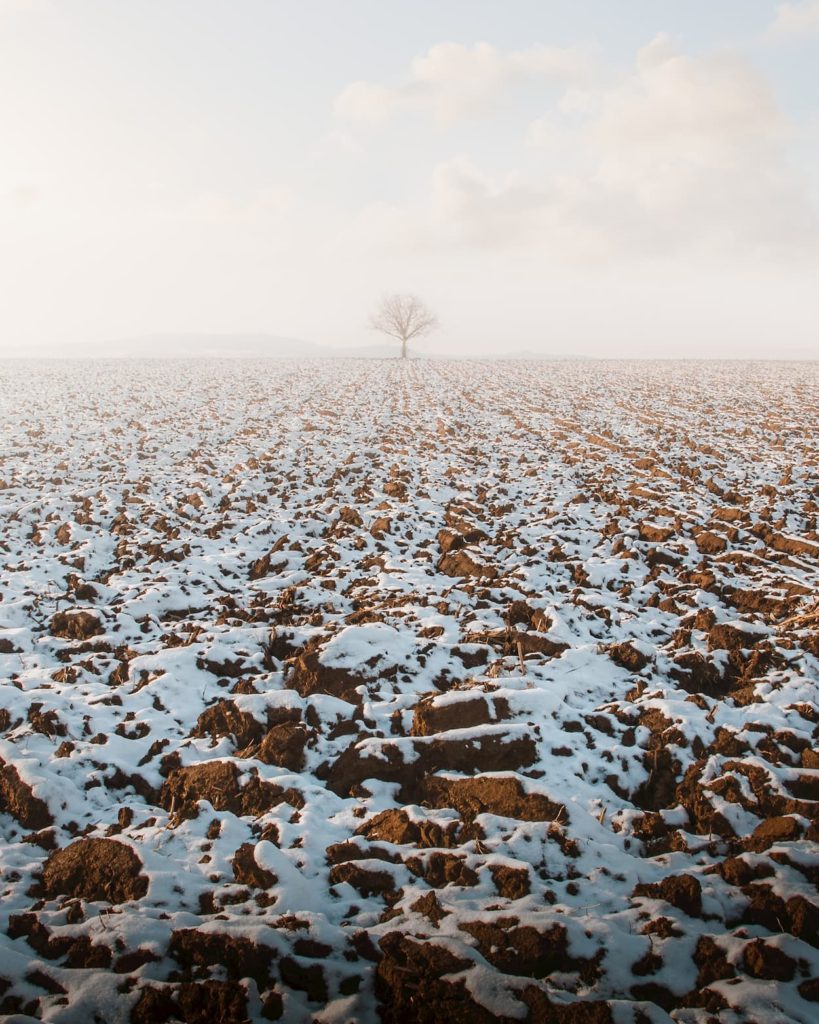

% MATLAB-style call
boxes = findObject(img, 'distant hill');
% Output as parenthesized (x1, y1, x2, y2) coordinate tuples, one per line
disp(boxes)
(487, 348, 591, 361)
(4, 334, 813, 360)
(3, 333, 593, 360)
(98, 335, 459, 359)
(91, 335, 437, 359)
(90, 334, 324, 358)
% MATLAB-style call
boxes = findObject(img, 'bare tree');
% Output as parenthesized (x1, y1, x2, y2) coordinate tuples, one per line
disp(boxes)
(369, 293, 438, 359)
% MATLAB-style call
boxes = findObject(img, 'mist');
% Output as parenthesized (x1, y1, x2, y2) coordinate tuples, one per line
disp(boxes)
(2, 0, 817, 359)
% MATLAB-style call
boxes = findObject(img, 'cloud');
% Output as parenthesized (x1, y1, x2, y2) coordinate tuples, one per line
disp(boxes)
(357, 36, 819, 264)
(769, 0, 819, 36)
(334, 41, 590, 126)
(582, 36, 793, 225)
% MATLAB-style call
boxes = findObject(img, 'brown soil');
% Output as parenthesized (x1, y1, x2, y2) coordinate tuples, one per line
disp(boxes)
(518, 988, 613, 1023)
(328, 861, 396, 896)
(131, 980, 251, 1024)
(437, 550, 497, 579)
(327, 733, 538, 799)
(633, 874, 702, 918)
(692, 936, 735, 987)
(356, 809, 421, 845)
(743, 939, 796, 981)
(159, 760, 292, 820)
(708, 622, 767, 652)
(289, 651, 368, 703)
(490, 864, 531, 899)
(279, 957, 327, 1003)
(410, 695, 499, 736)
(410, 891, 450, 925)
(191, 701, 265, 749)
(49, 610, 103, 640)
(37, 838, 148, 904)
(169, 929, 275, 988)
(256, 722, 308, 771)
(405, 851, 479, 888)
(608, 641, 649, 672)
(459, 918, 577, 979)
(0, 759, 53, 829)
(745, 814, 803, 852)
(420, 775, 564, 822)
(376, 932, 502, 1024)
(232, 843, 278, 888)
(8, 912, 113, 966)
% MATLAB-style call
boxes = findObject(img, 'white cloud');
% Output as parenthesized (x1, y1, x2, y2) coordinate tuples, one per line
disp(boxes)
(429, 157, 551, 246)
(334, 41, 590, 126)
(358, 36, 818, 264)
(770, 0, 819, 36)
(596, 35, 780, 157)
(586, 36, 789, 216)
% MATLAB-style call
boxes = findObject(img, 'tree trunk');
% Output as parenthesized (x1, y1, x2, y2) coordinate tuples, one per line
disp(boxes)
(401, 337, 407, 359)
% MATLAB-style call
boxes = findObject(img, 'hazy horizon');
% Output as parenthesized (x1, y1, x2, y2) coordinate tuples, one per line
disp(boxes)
(0, 332, 818, 360)
(2, 0, 819, 359)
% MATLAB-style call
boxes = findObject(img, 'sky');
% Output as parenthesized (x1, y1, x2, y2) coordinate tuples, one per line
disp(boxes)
(1, 0, 818, 358)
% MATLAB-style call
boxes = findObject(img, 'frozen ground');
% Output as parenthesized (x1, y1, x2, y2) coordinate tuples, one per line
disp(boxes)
(0, 358, 817, 1024)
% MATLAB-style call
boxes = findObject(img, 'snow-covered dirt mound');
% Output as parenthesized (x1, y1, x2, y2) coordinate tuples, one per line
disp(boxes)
(0, 357, 817, 1023)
